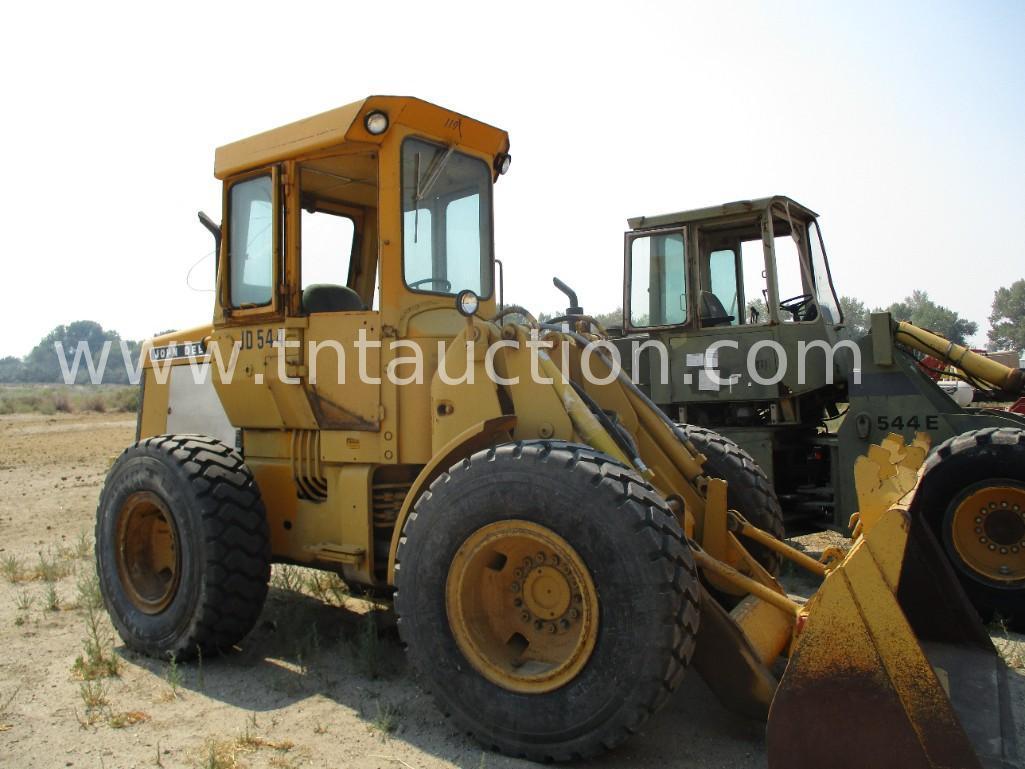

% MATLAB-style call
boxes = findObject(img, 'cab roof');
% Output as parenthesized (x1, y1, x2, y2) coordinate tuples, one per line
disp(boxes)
(213, 95, 510, 180)
(627, 195, 818, 231)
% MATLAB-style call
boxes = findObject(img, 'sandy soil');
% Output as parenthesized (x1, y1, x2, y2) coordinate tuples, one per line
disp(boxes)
(0, 413, 1020, 769)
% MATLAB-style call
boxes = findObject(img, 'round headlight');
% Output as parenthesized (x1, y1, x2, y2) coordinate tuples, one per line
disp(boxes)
(456, 289, 480, 317)
(364, 111, 389, 135)
(495, 153, 512, 175)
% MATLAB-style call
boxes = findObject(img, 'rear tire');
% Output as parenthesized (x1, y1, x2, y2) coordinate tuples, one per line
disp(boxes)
(394, 441, 700, 761)
(911, 427, 1025, 631)
(676, 424, 785, 576)
(96, 434, 271, 658)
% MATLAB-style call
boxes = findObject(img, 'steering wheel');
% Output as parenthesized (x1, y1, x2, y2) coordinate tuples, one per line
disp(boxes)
(408, 277, 452, 292)
(779, 293, 815, 320)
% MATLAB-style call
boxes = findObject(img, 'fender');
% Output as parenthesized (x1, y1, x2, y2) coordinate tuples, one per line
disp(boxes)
(386, 415, 517, 582)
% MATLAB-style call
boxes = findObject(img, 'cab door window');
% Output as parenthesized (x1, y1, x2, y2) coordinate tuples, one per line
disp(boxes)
(705, 249, 740, 327)
(229, 176, 274, 308)
(628, 231, 687, 328)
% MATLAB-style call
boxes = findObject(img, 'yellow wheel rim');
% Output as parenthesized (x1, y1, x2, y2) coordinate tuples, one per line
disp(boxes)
(951, 485, 1025, 583)
(115, 491, 181, 614)
(446, 520, 599, 694)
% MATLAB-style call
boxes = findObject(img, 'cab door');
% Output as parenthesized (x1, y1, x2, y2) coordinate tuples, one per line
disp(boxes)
(297, 201, 381, 431)
(211, 166, 289, 429)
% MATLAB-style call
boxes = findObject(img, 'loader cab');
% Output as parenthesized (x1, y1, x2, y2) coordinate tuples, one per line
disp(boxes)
(208, 96, 509, 450)
(623, 196, 846, 424)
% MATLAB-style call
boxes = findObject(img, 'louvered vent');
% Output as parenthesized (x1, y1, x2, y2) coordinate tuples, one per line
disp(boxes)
(290, 430, 328, 501)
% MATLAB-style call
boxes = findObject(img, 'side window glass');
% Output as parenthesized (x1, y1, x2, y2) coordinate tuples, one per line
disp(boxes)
(229, 176, 274, 307)
(445, 195, 484, 291)
(706, 249, 739, 327)
(774, 233, 806, 322)
(740, 240, 769, 324)
(402, 208, 433, 286)
(302, 210, 355, 289)
(629, 232, 687, 327)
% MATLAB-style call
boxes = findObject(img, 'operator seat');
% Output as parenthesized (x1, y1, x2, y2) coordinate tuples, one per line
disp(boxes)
(699, 291, 735, 327)
(302, 284, 366, 313)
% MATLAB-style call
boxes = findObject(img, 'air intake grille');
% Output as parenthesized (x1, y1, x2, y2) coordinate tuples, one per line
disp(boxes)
(290, 430, 328, 501)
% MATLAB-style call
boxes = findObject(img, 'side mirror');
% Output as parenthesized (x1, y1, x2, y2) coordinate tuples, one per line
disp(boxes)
(197, 211, 221, 275)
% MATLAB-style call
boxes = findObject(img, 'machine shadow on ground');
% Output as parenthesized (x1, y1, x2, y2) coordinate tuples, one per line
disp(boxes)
(118, 583, 768, 769)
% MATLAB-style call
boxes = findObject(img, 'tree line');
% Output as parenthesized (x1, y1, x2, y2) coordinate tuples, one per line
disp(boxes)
(0, 321, 142, 385)
(839, 279, 1025, 350)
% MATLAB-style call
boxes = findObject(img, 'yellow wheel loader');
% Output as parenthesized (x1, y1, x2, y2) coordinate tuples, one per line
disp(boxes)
(95, 97, 1018, 768)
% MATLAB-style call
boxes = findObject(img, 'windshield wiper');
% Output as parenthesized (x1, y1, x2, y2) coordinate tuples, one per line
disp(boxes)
(416, 145, 456, 203)
(412, 144, 456, 244)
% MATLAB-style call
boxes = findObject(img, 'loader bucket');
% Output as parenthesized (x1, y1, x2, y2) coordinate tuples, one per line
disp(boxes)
(765, 437, 1020, 769)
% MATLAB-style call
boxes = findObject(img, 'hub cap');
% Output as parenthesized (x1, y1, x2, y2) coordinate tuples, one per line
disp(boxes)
(445, 520, 599, 694)
(115, 491, 181, 613)
(951, 484, 1025, 584)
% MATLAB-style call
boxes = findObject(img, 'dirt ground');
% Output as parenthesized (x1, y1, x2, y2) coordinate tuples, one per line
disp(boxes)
(0, 413, 1021, 769)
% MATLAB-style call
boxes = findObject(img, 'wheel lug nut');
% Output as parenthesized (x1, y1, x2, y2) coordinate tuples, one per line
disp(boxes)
(534, 620, 544, 630)
(511, 582, 521, 593)
(550, 555, 560, 566)
(514, 597, 523, 607)
(521, 611, 531, 623)
(573, 594, 582, 603)
(560, 619, 570, 630)
(537, 551, 546, 563)
(569, 608, 580, 619)
(546, 622, 557, 634)
(988, 544, 997, 551)
(514, 568, 524, 578)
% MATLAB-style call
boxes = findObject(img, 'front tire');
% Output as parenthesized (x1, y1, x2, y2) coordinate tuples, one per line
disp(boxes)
(911, 427, 1025, 631)
(96, 434, 271, 658)
(394, 441, 700, 761)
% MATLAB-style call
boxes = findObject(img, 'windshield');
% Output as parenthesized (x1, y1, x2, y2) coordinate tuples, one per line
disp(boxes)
(402, 138, 493, 297)
(807, 219, 842, 324)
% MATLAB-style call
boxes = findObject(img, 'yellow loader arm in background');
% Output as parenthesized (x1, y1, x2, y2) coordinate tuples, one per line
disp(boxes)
(895, 320, 1025, 398)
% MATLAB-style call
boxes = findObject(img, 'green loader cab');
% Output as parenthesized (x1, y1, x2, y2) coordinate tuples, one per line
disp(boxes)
(617, 195, 1025, 627)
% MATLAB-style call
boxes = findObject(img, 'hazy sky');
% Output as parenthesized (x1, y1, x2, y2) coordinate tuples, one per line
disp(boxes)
(2, 0, 1022, 357)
